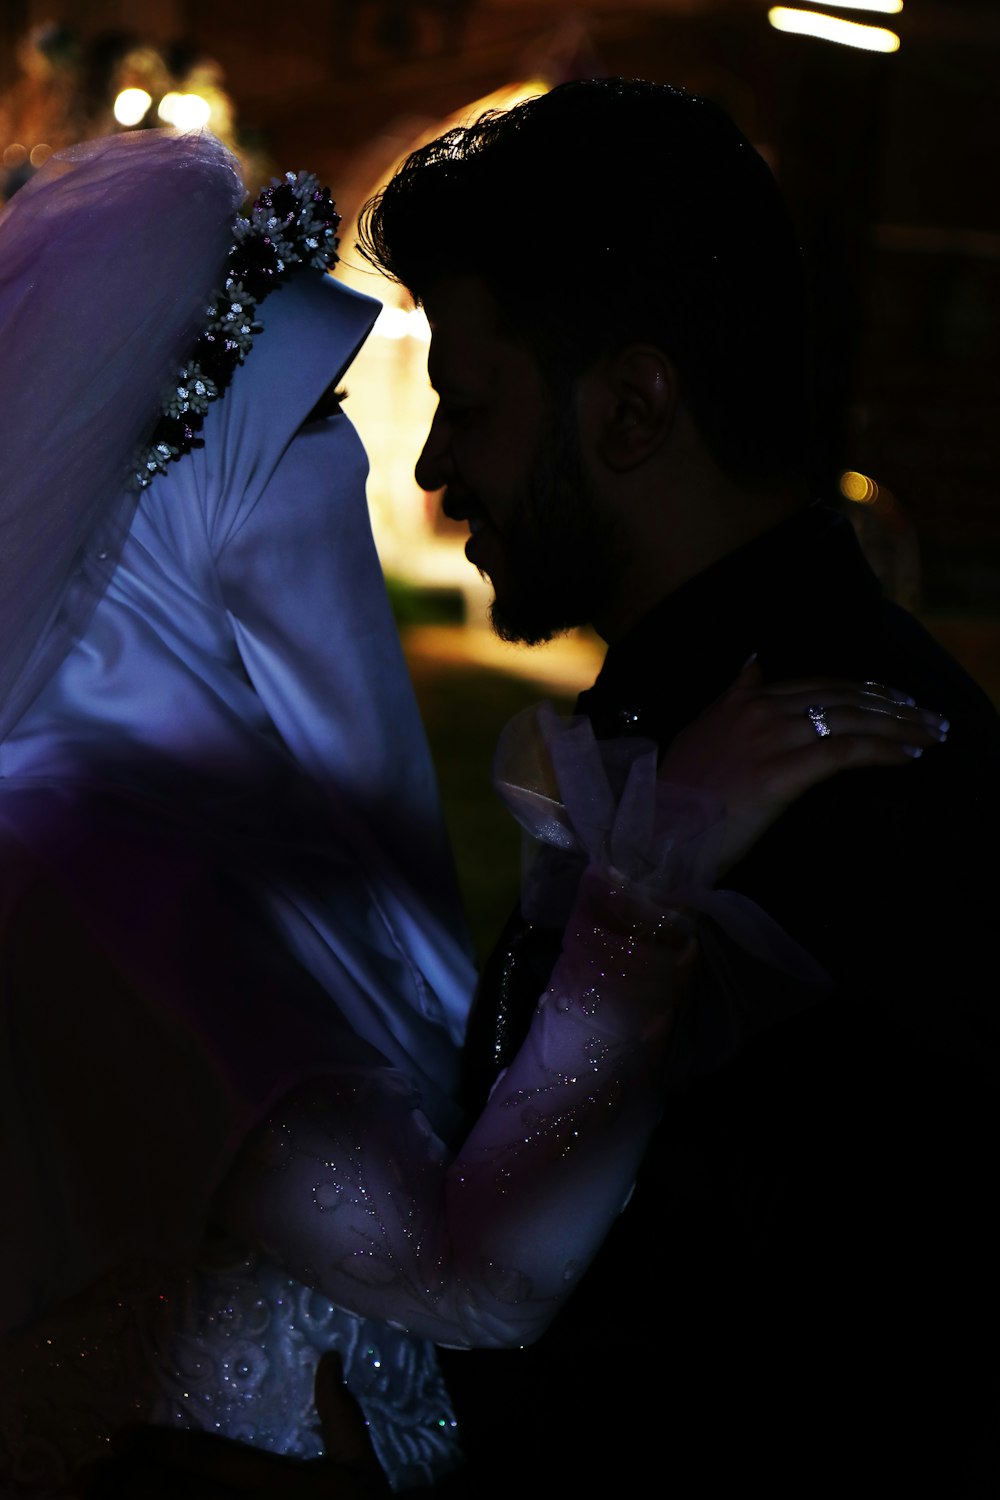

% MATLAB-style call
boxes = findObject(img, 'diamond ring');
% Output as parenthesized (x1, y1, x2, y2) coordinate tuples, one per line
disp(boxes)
(806, 705, 832, 738)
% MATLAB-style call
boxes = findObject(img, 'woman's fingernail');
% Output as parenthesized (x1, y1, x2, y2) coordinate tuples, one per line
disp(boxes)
(903, 745, 924, 758)
(868, 682, 916, 706)
(919, 711, 949, 735)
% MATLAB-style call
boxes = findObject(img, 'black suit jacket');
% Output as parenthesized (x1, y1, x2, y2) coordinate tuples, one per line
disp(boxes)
(435, 506, 1000, 1498)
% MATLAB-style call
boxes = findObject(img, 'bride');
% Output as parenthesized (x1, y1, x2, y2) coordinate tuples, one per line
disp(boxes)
(0, 129, 942, 1498)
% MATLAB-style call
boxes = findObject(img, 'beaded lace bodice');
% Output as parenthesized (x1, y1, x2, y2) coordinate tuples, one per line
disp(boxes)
(220, 870, 682, 1353)
(0, 1243, 461, 1497)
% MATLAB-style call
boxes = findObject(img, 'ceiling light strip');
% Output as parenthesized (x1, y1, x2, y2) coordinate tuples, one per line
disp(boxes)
(768, 7, 901, 52)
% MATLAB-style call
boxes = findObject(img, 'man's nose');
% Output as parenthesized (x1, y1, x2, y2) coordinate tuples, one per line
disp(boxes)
(414, 411, 449, 494)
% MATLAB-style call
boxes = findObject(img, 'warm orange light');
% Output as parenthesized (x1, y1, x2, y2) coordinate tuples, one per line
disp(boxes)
(334, 77, 549, 593)
(840, 470, 879, 504)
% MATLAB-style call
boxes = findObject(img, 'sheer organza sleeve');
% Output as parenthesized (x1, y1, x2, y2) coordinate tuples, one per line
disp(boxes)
(217, 863, 691, 1348)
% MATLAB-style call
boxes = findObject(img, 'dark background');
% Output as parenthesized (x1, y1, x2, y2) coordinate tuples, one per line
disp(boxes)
(3, 1, 999, 950)
(4, 0, 997, 611)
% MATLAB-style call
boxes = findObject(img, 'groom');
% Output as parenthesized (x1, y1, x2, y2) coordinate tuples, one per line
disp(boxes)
(359, 77, 1000, 1500)
(84, 78, 1000, 1498)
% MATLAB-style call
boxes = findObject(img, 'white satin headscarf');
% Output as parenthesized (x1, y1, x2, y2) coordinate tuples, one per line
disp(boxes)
(1, 265, 474, 1089)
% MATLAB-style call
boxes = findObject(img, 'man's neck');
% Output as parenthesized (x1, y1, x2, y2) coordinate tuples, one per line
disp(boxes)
(594, 477, 808, 645)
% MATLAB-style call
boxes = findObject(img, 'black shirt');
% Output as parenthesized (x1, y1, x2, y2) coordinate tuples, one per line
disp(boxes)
(436, 506, 1000, 1498)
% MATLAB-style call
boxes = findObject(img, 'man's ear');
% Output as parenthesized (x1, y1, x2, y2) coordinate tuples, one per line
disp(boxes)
(591, 346, 677, 472)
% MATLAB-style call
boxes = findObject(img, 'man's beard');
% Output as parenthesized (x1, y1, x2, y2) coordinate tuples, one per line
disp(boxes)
(487, 412, 625, 646)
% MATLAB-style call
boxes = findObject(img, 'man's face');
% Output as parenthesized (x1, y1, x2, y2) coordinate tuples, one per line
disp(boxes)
(416, 275, 622, 644)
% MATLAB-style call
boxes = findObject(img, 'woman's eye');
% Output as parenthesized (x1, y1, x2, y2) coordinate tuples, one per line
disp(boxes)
(302, 385, 347, 424)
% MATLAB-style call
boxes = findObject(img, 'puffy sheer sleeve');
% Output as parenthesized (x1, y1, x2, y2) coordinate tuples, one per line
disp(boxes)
(217, 703, 830, 1348)
(217, 863, 691, 1348)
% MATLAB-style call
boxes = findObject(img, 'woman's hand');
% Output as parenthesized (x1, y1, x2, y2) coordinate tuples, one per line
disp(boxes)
(658, 657, 949, 875)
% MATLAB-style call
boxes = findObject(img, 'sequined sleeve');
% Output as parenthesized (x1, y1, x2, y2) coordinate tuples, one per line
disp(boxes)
(217, 866, 690, 1349)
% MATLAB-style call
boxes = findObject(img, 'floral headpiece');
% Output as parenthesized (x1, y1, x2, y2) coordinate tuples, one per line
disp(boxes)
(134, 169, 341, 487)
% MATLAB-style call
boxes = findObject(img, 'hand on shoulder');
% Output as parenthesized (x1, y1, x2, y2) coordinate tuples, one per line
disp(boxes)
(658, 656, 949, 873)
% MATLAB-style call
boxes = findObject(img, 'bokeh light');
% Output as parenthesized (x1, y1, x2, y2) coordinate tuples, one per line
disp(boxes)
(840, 470, 880, 504)
(113, 87, 152, 127)
(157, 92, 211, 131)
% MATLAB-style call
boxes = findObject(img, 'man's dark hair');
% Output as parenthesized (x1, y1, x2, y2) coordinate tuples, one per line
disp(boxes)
(359, 77, 815, 486)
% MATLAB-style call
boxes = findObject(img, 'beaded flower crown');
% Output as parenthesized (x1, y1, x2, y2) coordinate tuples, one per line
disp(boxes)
(134, 169, 341, 488)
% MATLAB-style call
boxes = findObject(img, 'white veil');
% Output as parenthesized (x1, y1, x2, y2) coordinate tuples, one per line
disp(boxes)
(0, 129, 244, 741)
